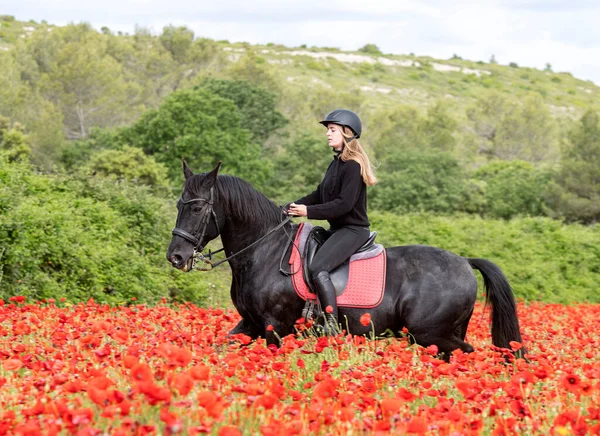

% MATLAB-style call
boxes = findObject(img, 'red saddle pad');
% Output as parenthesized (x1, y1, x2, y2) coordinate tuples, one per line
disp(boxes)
(289, 223, 387, 308)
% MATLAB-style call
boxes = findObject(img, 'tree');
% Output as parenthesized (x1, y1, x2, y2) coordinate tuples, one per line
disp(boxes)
(0, 117, 31, 162)
(267, 133, 332, 202)
(159, 25, 194, 63)
(196, 78, 287, 142)
(423, 101, 458, 151)
(358, 44, 382, 56)
(370, 150, 466, 214)
(122, 87, 272, 187)
(369, 101, 458, 160)
(546, 110, 600, 223)
(471, 160, 551, 219)
(466, 92, 557, 162)
(38, 25, 139, 139)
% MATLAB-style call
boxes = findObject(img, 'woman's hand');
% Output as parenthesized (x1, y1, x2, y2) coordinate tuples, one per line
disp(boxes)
(287, 203, 307, 217)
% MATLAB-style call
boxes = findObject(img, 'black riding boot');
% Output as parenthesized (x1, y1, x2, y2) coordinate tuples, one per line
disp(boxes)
(313, 271, 339, 336)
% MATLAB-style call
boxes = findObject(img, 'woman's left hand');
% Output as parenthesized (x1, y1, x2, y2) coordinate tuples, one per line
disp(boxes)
(287, 203, 307, 217)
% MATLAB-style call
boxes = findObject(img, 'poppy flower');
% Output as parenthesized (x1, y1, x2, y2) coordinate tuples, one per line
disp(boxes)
(359, 313, 371, 327)
(3, 359, 23, 371)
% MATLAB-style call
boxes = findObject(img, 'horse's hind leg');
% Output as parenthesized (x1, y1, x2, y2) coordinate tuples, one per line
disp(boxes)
(412, 332, 474, 361)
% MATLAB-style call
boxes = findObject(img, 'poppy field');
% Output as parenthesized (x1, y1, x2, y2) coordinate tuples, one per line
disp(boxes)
(1, 297, 599, 435)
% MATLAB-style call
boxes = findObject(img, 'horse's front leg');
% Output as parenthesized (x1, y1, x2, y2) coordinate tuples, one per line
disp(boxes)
(228, 317, 262, 340)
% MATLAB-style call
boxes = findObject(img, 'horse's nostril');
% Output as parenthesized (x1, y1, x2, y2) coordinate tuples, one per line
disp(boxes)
(169, 255, 183, 267)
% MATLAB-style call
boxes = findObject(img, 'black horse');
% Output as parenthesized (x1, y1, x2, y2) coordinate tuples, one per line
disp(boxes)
(167, 162, 524, 355)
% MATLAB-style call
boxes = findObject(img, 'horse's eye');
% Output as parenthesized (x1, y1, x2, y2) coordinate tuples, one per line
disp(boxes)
(192, 206, 203, 214)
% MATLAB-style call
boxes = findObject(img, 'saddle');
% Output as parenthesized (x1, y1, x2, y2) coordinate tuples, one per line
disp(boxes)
(303, 226, 378, 296)
(289, 223, 387, 309)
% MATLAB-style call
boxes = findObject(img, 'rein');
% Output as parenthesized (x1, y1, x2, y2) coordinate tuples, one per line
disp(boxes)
(171, 187, 293, 271)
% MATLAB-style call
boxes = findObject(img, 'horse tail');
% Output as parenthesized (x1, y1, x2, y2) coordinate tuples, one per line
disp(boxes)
(467, 258, 523, 350)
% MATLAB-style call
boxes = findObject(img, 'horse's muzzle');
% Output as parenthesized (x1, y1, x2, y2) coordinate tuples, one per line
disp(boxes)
(168, 254, 192, 271)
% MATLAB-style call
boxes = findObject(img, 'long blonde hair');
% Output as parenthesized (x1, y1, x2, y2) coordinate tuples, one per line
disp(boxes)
(340, 126, 377, 186)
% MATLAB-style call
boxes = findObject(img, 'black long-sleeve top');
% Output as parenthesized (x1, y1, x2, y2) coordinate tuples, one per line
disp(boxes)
(295, 154, 370, 229)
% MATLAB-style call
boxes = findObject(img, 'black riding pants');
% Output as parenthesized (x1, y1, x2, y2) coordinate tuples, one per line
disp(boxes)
(308, 225, 371, 280)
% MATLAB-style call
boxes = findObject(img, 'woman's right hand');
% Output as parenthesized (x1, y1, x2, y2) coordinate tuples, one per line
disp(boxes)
(287, 203, 307, 217)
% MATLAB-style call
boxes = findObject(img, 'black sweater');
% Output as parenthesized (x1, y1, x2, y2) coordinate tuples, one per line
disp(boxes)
(295, 154, 370, 229)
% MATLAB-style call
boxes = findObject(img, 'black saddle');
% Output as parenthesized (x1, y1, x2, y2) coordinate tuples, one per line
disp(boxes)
(303, 226, 378, 296)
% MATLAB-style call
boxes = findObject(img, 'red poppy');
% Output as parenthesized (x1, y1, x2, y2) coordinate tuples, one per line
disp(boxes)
(130, 363, 154, 383)
(359, 313, 371, 327)
(3, 359, 23, 371)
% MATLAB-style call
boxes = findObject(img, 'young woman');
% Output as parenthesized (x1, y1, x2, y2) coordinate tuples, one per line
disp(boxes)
(287, 109, 377, 335)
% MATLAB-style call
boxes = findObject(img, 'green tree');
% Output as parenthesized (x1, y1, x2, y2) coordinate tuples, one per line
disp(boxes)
(472, 160, 551, 219)
(370, 150, 466, 214)
(358, 44, 382, 56)
(38, 24, 139, 139)
(546, 110, 600, 223)
(196, 78, 287, 142)
(466, 92, 557, 162)
(369, 106, 425, 160)
(122, 87, 272, 187)
(0, 118, 31, 162)
(267, 133, 332, 202)
(159, 25, 194, 63)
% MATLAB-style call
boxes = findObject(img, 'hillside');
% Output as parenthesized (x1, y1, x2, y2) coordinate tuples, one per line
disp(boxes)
(227, 43, 599, 117)
(1, 14, 598, 119)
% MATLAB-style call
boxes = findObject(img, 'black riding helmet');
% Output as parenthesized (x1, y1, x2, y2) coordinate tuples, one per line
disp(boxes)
(319, 109, 362, 139)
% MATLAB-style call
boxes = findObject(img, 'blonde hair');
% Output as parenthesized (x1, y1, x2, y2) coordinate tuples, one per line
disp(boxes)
(340, 126, 377, 186)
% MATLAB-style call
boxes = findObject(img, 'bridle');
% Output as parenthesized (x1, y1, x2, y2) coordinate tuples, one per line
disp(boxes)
(171, 186, 291, 270)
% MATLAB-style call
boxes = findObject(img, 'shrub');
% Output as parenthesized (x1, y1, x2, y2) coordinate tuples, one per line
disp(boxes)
(0, 156, 226, 304)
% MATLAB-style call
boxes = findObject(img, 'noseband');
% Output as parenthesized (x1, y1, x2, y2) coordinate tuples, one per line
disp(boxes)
(171, 186, 291, 270)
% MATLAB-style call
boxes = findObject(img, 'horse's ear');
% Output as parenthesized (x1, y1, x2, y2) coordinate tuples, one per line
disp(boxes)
(206, 161, 222, 184)
(182, 159, 194, 180)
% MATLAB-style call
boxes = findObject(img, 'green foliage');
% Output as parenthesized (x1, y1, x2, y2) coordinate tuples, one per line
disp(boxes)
(546, 110, 600, 223)
(83, 146, 170, 188)
(466, 92, 557, 162)
(196, 78, 287, 142)
(370, 101, 458, 159)
(370, 150, 466, 214)
(34, 24, 140, 139)
(267, 133, 332, 202)
(0, 117, 31, 162)
(471, 160, 551, 219)
(358, 44, 382, 56)
(370, 211, 600, 304)
(0, 156, 224, 304)
(122, 87, 272, 187)
(159, 25, 194, 62)
(61, 127, 123, 169)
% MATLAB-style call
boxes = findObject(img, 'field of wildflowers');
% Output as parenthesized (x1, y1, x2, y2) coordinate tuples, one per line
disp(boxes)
(1, 297, 599, 435)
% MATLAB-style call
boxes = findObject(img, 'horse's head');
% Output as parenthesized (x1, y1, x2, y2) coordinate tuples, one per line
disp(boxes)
(166, 161, 225, 271)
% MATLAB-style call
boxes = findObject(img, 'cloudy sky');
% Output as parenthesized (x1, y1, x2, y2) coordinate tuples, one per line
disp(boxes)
(5, 0, 600, 84)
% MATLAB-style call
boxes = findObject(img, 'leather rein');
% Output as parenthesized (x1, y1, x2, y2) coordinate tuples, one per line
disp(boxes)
(171, 187, 292, 271)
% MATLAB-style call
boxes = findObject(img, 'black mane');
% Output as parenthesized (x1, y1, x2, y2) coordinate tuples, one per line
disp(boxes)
(185, 174, 282, 226)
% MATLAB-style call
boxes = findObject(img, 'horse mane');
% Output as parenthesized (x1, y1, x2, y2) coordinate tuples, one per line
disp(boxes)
(185, 173, 282, 226)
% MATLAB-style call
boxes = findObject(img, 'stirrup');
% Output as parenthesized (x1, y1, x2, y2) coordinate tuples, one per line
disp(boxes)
(301, 300, 320, 321)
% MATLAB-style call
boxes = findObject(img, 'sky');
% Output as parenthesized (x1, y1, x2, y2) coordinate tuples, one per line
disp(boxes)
(4, 0, 600, 84)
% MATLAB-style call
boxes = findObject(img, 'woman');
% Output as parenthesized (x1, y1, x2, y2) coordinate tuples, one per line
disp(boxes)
(287, 109, 377, 335)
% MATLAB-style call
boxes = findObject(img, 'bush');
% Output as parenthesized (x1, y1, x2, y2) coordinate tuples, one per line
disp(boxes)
(83, 146, 170, 188)
(0, 156, 228, 304)
(370, 150, 466, 214)
(471, 160, 551, 219)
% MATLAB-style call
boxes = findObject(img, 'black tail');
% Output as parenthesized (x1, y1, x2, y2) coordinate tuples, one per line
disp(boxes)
(467, 258, 523, 350)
